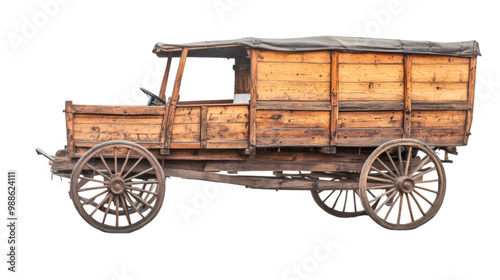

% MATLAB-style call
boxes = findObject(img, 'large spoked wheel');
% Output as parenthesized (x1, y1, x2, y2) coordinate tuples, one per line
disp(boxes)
(359, 139, 446, 230)
(70, 140, 165, 233)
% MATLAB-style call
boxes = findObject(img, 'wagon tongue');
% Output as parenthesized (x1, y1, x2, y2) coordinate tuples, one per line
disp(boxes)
(35, 148, 55, 161)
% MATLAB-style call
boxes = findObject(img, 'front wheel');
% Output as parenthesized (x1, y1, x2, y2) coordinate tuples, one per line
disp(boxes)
(359, 139, 446, 230)
(70, 140, 165, 233)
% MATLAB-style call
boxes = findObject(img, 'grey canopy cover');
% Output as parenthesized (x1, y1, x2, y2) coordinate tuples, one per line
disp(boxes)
(153, 36, 481, 58)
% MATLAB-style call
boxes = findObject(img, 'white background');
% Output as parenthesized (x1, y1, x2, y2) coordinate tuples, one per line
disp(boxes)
(1, 0, 499, 279)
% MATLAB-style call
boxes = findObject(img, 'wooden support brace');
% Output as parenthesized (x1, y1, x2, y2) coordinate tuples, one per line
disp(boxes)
(248, 49, 258, 154)
(403, 55, 412, 138)
(65, 101, 75, 157)
(200, 106, 208, 148)
(464, 57, 477, 145)
(158, 53, 173, 101)
(330, 51, 339, 146)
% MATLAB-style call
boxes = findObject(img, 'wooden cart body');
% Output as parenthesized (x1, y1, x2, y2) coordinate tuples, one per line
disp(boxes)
(41, 36, 481, 232)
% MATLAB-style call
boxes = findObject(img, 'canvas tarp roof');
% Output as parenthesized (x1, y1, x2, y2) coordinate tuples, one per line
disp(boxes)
(153, 36, 481, 58)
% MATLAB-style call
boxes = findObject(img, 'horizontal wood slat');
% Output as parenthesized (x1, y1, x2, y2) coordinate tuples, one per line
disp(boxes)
(256, 50, 331, 64)
(257, 81, 330, 101)
(339, 64, 404, 82)
(339, 53, 404, 64)
(257, 62, 330, 82)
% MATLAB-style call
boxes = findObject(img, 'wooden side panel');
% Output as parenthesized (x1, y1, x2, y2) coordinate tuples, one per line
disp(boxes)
(411, 111, 466, 128)
(206, 105, 249, 147)
(73, 113, 163, 142)
(255, 50, 331, 147)
(338, 111, 403, 128)
(171, 106, 200, 144)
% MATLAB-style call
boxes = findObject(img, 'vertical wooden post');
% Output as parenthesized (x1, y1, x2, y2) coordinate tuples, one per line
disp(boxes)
(464, 57, 477, 145)
(158, 53, 173, 101)
(200, 106, 208, 148)
(403, 55, 412, 138)
(163, 48, 188, 153)
(65, 101, 75, 157)
(247, 49, 258, 155)
(330, 51, 339, 146)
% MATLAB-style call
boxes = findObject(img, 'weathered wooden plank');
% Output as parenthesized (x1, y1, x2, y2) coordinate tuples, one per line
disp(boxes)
(207, 106, 249, 123)
(412, 129, 465, 146)
(204, 160, 365, 173)
(178, 100, 233, 105)
(170, 142, 202, 149)
(71, 105, 166, 116)
(171, 123, 200, 142)
(339, 53, 404, 64)
(338, 111, 403, 128)
(411, 101, 468, 111)
(257, 62, 330, 82)
(74, 131, 161, 142)
(257, 128, 330, 146)
(205, 141, 248, 149)
(73, 114, 164, 125)
(74, 123, 162, 135)
(173, 107, 201, 124)
(403, 55, 412, 138)
(207, 123, 248, 141)
(339, 64, 404, 82)
(412, 82, 468, 101)
(331, 51, 339, 146)
(257, 101, 331, 111)
(256, 50, 331, 64)
(65, 101, 75, 157)
(257, 81, 330, 101)
(412, 64, 469, 83)
(339, 101, 403, 111)
(257, 110, 330, 129)
(337, 128, 402, 146)
(234, 58, 251, 94)
(412, 55, 470, 65)
(464, 57, 477, 144)
(339, 82, 403, 101)
(411, 111, 466, 128)
(74, 141, 164, 149)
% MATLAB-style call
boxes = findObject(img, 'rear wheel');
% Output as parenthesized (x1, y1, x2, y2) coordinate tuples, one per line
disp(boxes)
(359, 139, 446, 230)
(70, 140, 165, 233)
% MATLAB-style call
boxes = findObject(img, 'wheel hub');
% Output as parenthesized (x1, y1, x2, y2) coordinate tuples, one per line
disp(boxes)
(109, 178, 125, 194)
(395, 176, 415, 193)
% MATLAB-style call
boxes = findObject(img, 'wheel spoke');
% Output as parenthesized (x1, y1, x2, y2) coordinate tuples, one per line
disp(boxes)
(369, 188, 396, 204)
(78, 186, 108, 192)
(367, 184, 394, 190)
(102, 194, 114, 224)
(374, 189, 398, 214)
(98, 152, 113, 176)
(125, 180, 159, 185)
(411, 167, 436, 180)
(409, 192, 425, 216)
(405, 193, 414, 222)
(115, 195, 119, 227)
(408, 156, 430, 177)
(414, 179, 438, 184)
(118, 148, 132, 177)
(404, 147, 412, 176)
(124, 192, 145, 219)
(82, 190, 108, 205)
(414, 185, 438, 194)
(125, 186, 158, 195)
(79, 176, 107, 185)
(125, 167, 154, 182)
(128, 191, 154, 209)
(384, 193, 400, 221)
(370, 165, 396, 181)
(120, 195, 132, 225)
(114, 147, 118, 175)
(85, 163, 111, 180)
(367, 189, 376, 198)
(343, 190, 348, 212)
(375, 158, 397, 179)
(332, 190, 343, 209)
(397, 191, 404, 225)
(353, 191, 357, 212)
(90, 193, 112, 217)
(413, 189, 434, 206)
(322, 190, 335, 203)
(385, 150, 400, 176)
(398, 146, 404, 175)
(367, 176, 394, 184)
(122, 156, 144, 179)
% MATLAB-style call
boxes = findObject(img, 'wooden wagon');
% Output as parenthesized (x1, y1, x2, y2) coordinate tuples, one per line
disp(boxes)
(37, 36, 480, 232)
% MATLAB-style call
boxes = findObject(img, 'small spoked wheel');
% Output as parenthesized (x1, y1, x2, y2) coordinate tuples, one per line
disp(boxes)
(311, 189, 366, 218)
(70, 140, 165, 233)
(359, 139, 446, 230)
